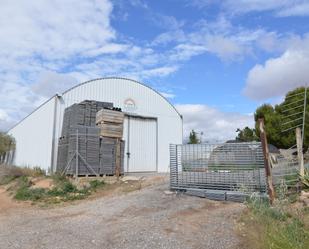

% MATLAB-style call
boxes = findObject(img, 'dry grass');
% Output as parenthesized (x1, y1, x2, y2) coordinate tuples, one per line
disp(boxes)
(0, 165, 45, 185)
(238, 196, 309, 249)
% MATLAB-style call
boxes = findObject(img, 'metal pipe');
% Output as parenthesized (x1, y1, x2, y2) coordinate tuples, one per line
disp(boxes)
(282, 117, 303, 126)
(302, 85, 307, 144)
(280, 98, 304, 108)
(281, 104, 304, 113)
(76, 129, 78, 179)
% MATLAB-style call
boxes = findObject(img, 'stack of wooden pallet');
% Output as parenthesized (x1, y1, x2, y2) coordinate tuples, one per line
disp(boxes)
(96, 108, 125, 177)
(96, 108, 125, 138)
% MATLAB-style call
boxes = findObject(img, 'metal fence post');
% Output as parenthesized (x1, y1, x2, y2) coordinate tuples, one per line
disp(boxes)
(115, 138, 121, 180)
(296, 127, 304, 177)
(258, 118, 275, 204)
(76, 129, 79, 179)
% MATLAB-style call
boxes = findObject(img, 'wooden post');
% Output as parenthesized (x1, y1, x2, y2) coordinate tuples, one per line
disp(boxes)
(258, 118, 275, 204)
(296, 127, 304, 177)
(115, 138, 121, 180)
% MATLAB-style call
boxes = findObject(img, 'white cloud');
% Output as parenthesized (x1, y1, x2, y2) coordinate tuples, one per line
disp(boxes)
(141, 66, 178, 78)
(159, 92, 176, 99)
(223, 0, 292, 14)
(188, 0, 309, 17)
(152, 30, 186, 46)
(0, 81, 46, 131)
(176, 104, 254, 142)
(154, 16, 282, 62)
(32, 71, 77, 97)
(0, 0, 185, 131)
(205, 36, 244, 61)
(243, 35, 309, 100)
(0, 0, 115, 61)
(277, 2, 309, 17)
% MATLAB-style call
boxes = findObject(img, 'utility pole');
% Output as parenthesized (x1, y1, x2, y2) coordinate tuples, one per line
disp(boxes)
(258, 118, 275, 204)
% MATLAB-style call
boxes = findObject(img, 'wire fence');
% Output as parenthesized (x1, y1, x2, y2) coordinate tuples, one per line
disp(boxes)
(272, 157, 299, 190)
(170, 142, 300, 202)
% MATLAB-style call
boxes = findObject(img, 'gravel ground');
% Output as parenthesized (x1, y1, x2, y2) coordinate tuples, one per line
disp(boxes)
(0, 182, 245, 249)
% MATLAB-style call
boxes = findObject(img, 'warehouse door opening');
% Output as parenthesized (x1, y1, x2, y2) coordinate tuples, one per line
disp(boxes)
(124, 116, 157, 172)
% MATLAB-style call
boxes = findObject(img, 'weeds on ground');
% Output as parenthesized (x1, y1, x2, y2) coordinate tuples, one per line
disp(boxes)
(1, 165, 106, 204)
(300, 169, 309, 189)
(240, 182, 309, 249)
(0, 165, 45, 185)
(13, 174, 105, 203)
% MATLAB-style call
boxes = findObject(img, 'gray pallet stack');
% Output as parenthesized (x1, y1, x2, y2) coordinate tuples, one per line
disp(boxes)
(64, 126, 100, 175)
(99, 137, 125, 175)
(66, 126, 87, 175)
(56, 136, 69, 173)
(85, 127, 100, 174)
(57, 100, 126, 176)
(61, 100, 113, 137)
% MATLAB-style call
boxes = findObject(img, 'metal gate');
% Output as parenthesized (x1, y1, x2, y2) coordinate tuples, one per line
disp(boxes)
(170, 142, 267, 201)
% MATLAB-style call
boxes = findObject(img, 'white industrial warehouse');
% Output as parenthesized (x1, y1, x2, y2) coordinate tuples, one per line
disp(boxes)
(7, 77, 183, 173)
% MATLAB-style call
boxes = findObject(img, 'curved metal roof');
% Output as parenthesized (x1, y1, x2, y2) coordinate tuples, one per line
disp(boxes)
(7, 77, 182, 132)
(62, 77, 181, 117)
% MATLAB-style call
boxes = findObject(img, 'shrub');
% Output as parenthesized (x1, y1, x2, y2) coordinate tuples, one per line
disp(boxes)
(89, 180, 105, 190)
(301, 169, 309, 189)
(15, 187, 46, 201)
(62, 181, 77, 193)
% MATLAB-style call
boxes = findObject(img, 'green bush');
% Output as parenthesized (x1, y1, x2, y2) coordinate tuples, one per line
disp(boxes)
(15, 187, 46, 201)
(62, 181, 77, 193)
(89, 180, 105, 190)
(12, 174, 106, 203)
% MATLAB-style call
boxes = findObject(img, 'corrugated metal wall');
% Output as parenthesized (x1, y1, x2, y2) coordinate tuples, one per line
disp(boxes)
(8, 78, 183, 172)
(8, 97, 56, 170)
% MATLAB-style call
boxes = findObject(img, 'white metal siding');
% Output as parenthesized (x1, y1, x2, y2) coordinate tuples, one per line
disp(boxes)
(8, 97, 55, 171)
(125, 117, 157, 172)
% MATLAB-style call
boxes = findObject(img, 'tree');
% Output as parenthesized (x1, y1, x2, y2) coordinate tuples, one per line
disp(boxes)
(254, 104, 282, 147)
(0, 132, 15, 159)
(236, 127, 258, 142)
(188, 130, 199, 144)
(253, 87, 308, 149)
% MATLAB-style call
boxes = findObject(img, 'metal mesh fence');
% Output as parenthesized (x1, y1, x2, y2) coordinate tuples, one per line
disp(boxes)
(170, 142, 301, 201)
(170, 142, 267, 201)
(272, 157, 299, 190)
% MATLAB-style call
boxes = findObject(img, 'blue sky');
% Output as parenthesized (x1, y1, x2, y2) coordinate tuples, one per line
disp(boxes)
(1, 0, 309, 141)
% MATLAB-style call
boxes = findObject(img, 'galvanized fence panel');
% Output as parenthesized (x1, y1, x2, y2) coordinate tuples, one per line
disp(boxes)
(170, 142, 267, 201)
(170, 142, 301, 202)
(272, 157, 299, 191)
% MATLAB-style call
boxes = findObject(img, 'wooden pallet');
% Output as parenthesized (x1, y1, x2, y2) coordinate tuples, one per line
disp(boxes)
(96, 109, 124, 124)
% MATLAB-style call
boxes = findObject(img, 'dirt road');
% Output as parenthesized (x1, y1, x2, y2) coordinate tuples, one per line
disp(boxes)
(0, 183, 244, 249)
